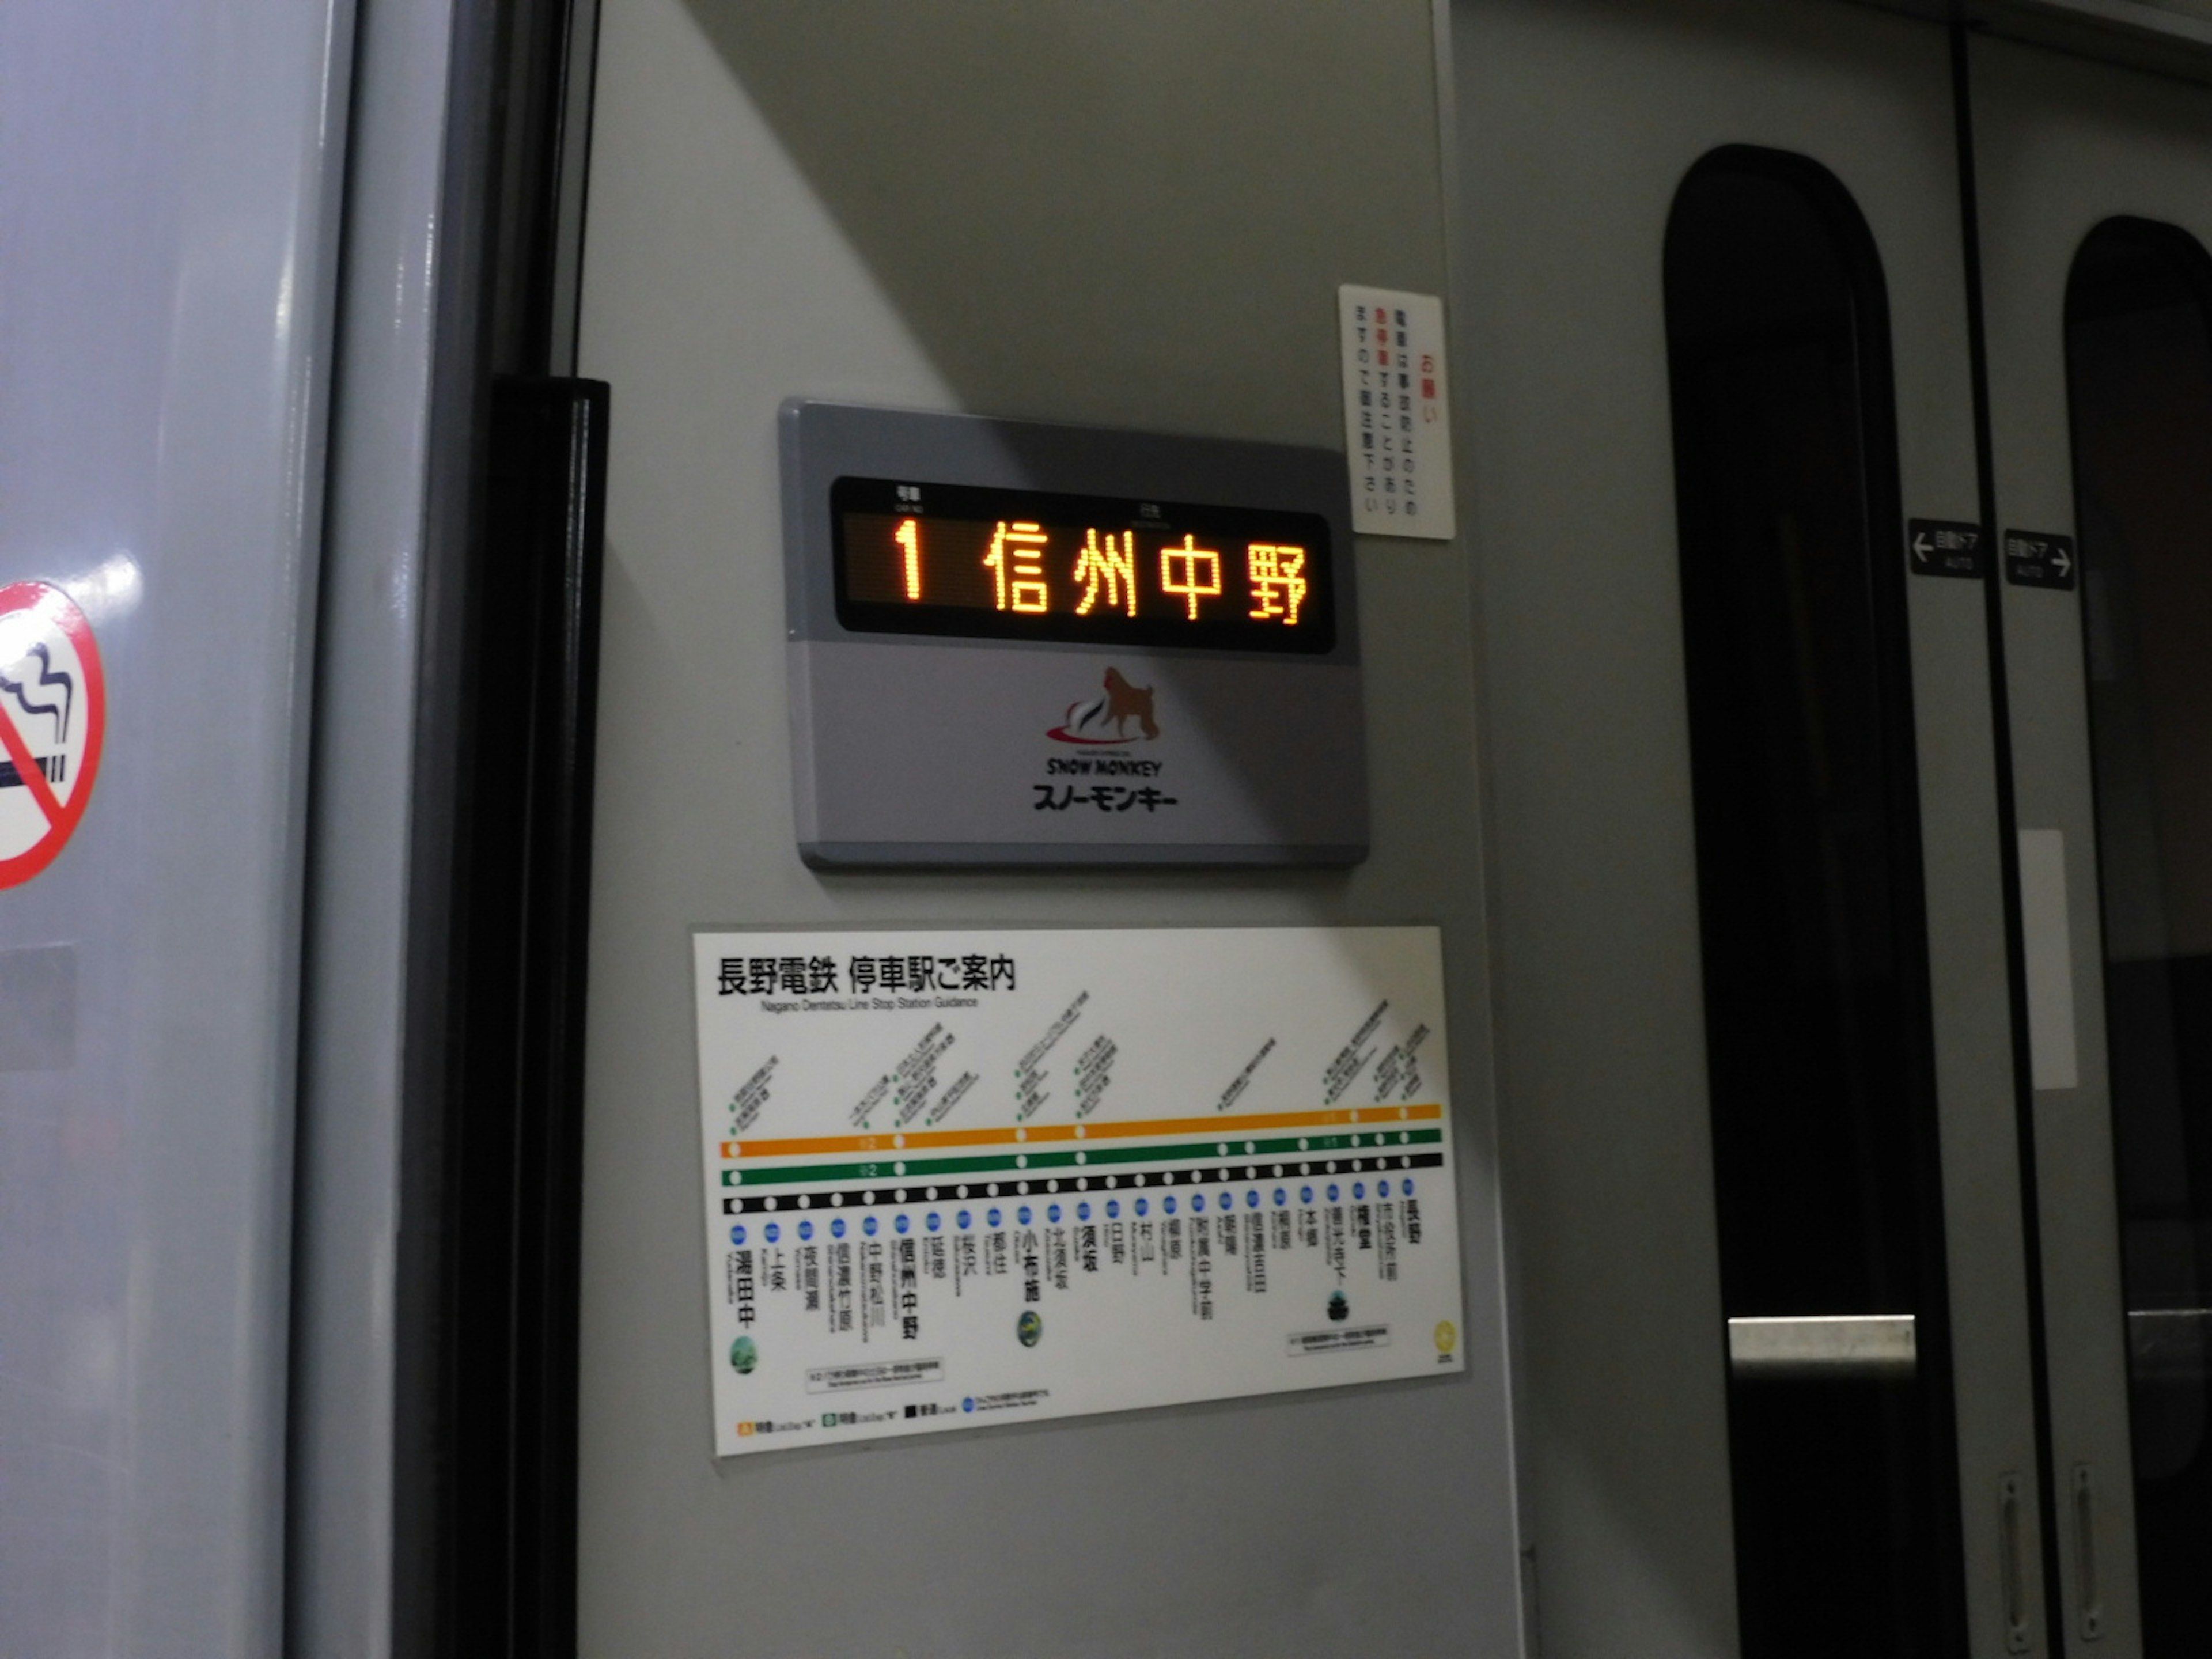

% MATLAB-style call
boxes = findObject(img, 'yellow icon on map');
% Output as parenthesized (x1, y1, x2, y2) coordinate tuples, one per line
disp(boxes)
(1434, 1320, 1459, 1355)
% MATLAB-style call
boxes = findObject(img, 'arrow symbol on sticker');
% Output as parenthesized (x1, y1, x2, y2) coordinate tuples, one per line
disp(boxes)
(2053, 544, 2073, 578)
(1912, 531, 1933, 564)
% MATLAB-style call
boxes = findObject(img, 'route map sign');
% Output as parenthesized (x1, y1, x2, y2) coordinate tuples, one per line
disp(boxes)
(692, 926, 1465, 1457)
(0, 581, 105, 888)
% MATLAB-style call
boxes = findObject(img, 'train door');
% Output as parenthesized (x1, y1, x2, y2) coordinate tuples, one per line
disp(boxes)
(1974, 33, 2212, 1658)
(1452, 2, 2042, 1654)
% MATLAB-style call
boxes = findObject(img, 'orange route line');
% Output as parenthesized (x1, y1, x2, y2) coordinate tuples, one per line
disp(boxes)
(721, 1103, 1442, 1161)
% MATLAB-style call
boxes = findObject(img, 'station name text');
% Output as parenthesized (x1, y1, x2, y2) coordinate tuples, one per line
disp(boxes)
(718, 953, 1017, 998)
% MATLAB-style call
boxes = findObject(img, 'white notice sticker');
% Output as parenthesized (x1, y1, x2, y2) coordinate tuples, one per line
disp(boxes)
(693, 926, 1465, 1456)
(1338, 286, 1454, 539)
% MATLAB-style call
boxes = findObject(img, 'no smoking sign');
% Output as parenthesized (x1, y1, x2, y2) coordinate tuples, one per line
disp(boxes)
(0, 581, 105, 888)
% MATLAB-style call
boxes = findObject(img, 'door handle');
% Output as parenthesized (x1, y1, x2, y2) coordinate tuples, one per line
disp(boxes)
(2000, 1472, 2033, 1654)
(2073, 1463, 2105, 1642)
(1726, 1313, 1916, 1380)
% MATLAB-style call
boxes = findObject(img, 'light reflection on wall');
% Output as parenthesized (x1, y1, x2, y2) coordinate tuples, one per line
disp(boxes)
(62, 553, 144, 626)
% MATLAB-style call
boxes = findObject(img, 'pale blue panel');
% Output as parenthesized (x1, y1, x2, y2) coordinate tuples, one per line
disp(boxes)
(0, 0, 352, 1652)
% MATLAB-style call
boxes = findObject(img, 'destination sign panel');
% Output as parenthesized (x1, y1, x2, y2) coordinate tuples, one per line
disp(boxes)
(834, 476, 1335, 654)
(781, 400, 1368, 865)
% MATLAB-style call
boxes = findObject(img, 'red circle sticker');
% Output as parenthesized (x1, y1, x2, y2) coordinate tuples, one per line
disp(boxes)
(0, 581, 106, 888)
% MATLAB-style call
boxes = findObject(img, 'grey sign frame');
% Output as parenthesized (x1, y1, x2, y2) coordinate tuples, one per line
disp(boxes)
(780, 400, 1369, 867)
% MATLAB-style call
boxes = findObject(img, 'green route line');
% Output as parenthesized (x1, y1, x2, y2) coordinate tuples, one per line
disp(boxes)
(719, 1127, 1443, 1188)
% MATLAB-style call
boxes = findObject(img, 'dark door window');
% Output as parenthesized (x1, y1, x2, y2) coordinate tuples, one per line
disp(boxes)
(2066, 216, 2212, 1658)
(1665, 146, 1966, 1659)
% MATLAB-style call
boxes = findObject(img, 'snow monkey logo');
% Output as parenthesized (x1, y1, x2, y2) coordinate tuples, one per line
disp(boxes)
(1047, 666, 1159, 745)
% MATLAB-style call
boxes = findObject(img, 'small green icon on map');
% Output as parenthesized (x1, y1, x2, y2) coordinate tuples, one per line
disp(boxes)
(729, 1335, 759, 1374)
(1327, 1290, 1349, 1323)
(1016, 1310, 1043, 1347)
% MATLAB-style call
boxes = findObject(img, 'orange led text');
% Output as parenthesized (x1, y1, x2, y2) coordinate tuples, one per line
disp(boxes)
(985, 521, 1051, 613)
(895, 517, 923, 600)
(1158, 535, 1224, 620)
(1073, 528, 1139, 618)
(1246, 543, 1308, 624)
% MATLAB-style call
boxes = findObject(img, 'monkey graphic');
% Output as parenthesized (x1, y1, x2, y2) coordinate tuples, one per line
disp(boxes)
(1099, 667, 1159, 741)
(1050, 667, 1161, 744)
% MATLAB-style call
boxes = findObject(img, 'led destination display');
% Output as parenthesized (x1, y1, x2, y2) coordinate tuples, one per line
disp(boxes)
(833, 476, 1336, 653)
